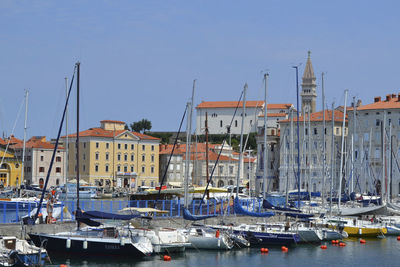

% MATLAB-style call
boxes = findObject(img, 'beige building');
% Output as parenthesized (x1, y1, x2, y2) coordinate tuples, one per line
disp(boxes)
(61, 120, 160, 190)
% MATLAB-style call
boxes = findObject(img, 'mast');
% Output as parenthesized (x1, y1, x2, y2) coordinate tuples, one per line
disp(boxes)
(382, 111, 386, 202)
(307, 107, 312, 201)
(184, 101, 192, 207)
(76, 62, 80, 212)
(351, 96, 356, 194)
(205, 112, 210, 199)
(293, 65, 301, 206)
(286, 108, 294, 206)
(20, 90, 29, 191)
(263, 73, 268, 198)
(65, 77, 69, 200)
(329, 102, 335, 216)
(338, 90, 348, 211)
(389, 122, 393, 202)
(236, 84, 247, 198)
(321, 73, 326, 207)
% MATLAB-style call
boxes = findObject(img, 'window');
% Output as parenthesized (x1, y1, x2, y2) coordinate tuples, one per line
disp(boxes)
(220, 120, 223, 127)
(117, 154, 121, 161)
(118, 143, 121, 149)
(56, 156, 61, 162)
(250, 120, 253, 125)
(83, 142, 86, 148)
(314, 128, 317, 135)
(131, 154, 134, 161)
(314, 141, 317, 149)
(376, 119, 380, 126)
(151, 166, 154, 173)
(151, 145, 154, 151)
(305, 128, 308, 135)
(141, 181, 145, 186)
(124, 144, 127, 150)
(131, 165, 134, 172)
(151, 181, 154, 187)
(105, 165, 109, 172)
(39, 167, 45, 173)
(131, 144, 134, 150)
(26, 167, 31, 173)
(324, 128, 327, 135)
(169, 164, 174, 170)
(142, 145, 145, 151)
(56, 167, 61, 173)
(219, 166, 224, 174)
(117, 165, 121, 172)
(151, 155, 154, 162)
(142, 154, 145, 162)
(364, 133, 369, 142)
(40, 156, 44, 161)
(83, 165, 86, 171)
(375, 148, 380, 159)
(336, 128, 339, 135)
(124, 166, 128, 172)
(83, 154, 86, 160)
(176, 164, 181, 170)
(96, 142, 99, 148)
(105, 153, 109, 161)
(142, 166, 145, 173)
(124, 154, 128, 161)
(235, 120, 238, 127)
(106, 143, 109, 149)
(95, 152, 99, 160)
(95, 165, 99, 172)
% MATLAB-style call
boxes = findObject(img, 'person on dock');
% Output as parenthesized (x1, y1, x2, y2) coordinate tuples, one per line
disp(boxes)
(46, 195, 54, 224)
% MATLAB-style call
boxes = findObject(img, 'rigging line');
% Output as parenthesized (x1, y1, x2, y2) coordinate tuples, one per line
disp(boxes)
(196, 90, 244, 214)
(32, 65, 77, 224)
(155, 105, 188, 204)
(0, 95, 25, 170)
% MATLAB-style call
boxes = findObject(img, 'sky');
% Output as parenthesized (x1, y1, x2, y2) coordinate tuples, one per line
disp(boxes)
(1, 0, 400, 139)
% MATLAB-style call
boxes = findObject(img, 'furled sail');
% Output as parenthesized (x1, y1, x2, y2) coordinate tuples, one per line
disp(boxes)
(183, 208, 217, 221)
(234, 198, 274, 218)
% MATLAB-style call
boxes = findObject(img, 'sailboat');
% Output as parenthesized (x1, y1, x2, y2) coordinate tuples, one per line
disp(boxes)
(28, 62, 153, 258)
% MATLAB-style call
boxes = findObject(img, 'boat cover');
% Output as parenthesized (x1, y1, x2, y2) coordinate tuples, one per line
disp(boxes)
(75, 208, 140, 220)
(234, 198, 274, 218)
(262, 199, 301, 213)
(183, 208, 217, 221)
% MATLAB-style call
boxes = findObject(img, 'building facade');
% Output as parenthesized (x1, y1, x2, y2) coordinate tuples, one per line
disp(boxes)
(0, 140, 23, 187)
(278, 109, 347, 194)
(301, 51, 317, 114)
(348, 94, 400, 199)
(195, 101, 292, 135)
(61, 120, 160, 190)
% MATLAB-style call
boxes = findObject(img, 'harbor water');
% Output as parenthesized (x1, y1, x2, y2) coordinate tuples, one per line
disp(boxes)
(49, 237, 400, 267)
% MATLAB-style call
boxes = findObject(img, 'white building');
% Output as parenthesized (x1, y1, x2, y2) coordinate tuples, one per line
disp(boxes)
(348, 94, 400, 199)
(195, 101, 293, 135)
(12, 136, 66, 188)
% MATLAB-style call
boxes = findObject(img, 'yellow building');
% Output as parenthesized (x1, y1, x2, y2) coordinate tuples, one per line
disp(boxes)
(62, 120, 160, 190)
(0, 140, 23, 187)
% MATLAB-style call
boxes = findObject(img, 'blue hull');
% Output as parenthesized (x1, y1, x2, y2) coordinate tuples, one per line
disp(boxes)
(235, 230, 300, 246)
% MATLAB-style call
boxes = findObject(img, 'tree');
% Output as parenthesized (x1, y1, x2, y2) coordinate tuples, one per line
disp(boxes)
(130, 119, 152, 133)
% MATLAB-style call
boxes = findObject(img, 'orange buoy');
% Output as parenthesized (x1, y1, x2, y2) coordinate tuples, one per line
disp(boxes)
(320, 245, 327, 249)
(281, 246, 288, 252)
(339, 242, 346, 247)
(264, 248, 269, 253)
(60, 265, 68, 267)
(215, 230, 220, 238)
(360, 239, 366, 244)
(260, 248, 265, 252)
(163, 255, 171, 261)
(397, 236, 400, 241)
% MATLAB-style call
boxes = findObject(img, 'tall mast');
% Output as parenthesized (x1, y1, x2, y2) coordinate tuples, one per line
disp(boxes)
(329, 102, 335, 216)
(382, 111, 386, 202)
(20, 90, 29, 190)
(205, 112, 210, 199)
(65, 77, 69, 200)
(389, 122, 393, 203)
(236, 84, 247, 198)
(321, 73, 326, 207)
(76, 62, 80, 211)
(307, 107, 312, 201)
(263, 73, 268, 198)
(293, 65, 301, 205)
(351, 96, 356, 194)
(338, 90, 348, 211)
(287, 108, 294, 206)
(184, 101, 192, 207)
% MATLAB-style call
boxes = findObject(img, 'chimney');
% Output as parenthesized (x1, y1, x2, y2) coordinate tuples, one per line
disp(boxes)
(392, 93, 396, 99)
(374, 96, 381, 103)
(386, 94, 391, 101)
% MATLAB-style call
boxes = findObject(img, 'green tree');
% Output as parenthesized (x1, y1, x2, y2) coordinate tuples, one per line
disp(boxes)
(130, 119, 152, 133)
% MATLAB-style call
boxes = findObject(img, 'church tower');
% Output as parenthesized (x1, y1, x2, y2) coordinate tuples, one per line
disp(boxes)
(301, 51, 317, 114)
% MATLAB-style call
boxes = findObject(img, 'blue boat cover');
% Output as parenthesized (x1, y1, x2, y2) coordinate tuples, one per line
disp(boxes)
(183, 208, 217, 221)
(234, 198, 274, 218)
(285, 212, 314, 219)
(262, 199, 301, 213)
(75, 208, 140, 221)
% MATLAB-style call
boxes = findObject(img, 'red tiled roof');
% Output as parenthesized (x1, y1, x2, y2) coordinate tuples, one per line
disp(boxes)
(259, 113, 288, 118)
(0, 138, 6, 146)
(353, 95, 400, 111)
(280, 110, 347, 123)
(11, 137, 61, 150)
(196, 101, 293, 110)
(62, 128, 160, 141)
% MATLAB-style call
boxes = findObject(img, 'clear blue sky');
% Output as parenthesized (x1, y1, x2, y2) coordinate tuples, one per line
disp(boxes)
(1, 0, 400, 139)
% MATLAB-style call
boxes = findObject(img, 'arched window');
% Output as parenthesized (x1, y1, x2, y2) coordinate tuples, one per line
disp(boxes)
(217, 180, 224, 187)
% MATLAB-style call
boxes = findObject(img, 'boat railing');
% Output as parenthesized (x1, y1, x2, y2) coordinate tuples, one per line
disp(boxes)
(0, 197, 268, 224)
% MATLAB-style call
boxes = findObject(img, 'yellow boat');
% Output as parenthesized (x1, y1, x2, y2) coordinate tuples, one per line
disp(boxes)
(323, 218, 387, 237)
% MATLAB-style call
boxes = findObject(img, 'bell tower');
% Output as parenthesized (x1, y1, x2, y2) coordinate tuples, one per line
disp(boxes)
(301, 51, 317, 114)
